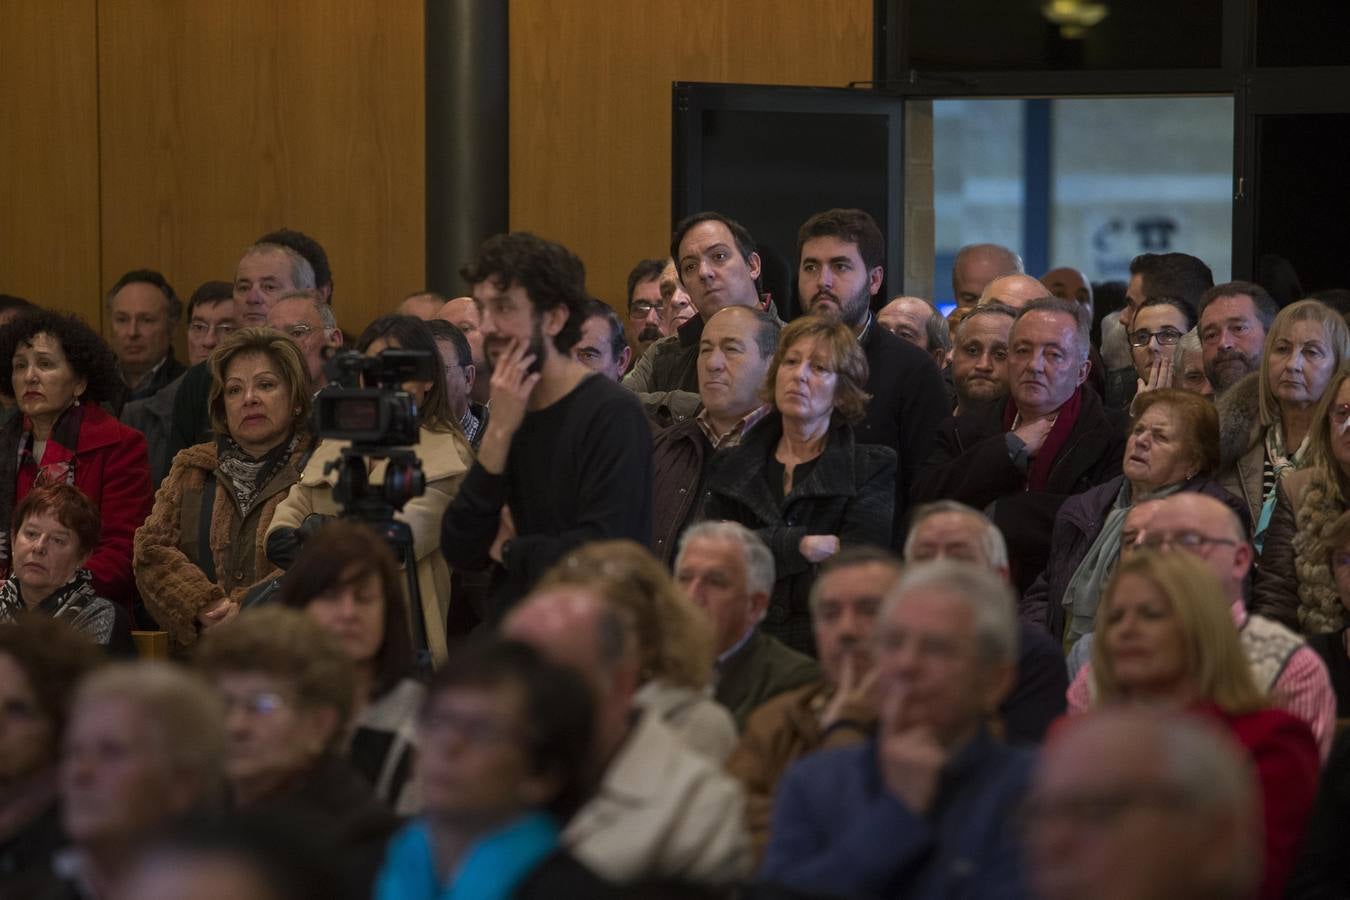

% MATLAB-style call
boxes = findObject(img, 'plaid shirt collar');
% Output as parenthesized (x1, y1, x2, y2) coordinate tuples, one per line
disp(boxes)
(696, 404, 769, 450)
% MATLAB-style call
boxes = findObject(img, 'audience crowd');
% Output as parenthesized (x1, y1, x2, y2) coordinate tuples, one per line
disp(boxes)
(2, 212, 1350, 899)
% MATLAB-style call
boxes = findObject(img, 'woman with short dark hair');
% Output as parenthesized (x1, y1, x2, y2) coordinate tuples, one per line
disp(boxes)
(277, 520, 423, 813)
(0, 310, 152, 615)
(376, 639, 620, 900)
(0, 484, 133, 652)
(703, 316, 895, 655)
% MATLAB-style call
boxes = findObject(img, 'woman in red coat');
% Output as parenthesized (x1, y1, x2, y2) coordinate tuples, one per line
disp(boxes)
(1089, 549, 1321, 900)
(0, 310, 152, 615)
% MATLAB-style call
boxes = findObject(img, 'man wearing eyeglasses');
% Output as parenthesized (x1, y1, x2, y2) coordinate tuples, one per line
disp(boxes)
(1065, 491, 1335, 759)
(266, 290, 343, 391)
(623, 258, 666, 367)
(1126, 297, 1196, 400)
(1026, 707, 1261, 900)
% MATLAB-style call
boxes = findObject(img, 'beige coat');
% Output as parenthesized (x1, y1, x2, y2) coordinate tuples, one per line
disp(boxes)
(564, 708, 751, 885)
(266, 427, 472, 665)
(634, 679, 737, 764)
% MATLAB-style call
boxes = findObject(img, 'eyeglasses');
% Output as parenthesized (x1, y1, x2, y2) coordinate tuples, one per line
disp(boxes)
(220, 690, 289, 717)
(419, 707, 519, 745)
(629, 301, 667, 318)
(1021, 786, 1191, 829)
(1128, 328, 1184, 348)
(1123, 530, 1239, 554)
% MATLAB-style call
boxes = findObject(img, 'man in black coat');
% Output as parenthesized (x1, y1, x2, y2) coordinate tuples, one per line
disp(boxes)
(915, 297, 1129, 597)
(795, 209, 949, 542)
(622, 212, 773, 427)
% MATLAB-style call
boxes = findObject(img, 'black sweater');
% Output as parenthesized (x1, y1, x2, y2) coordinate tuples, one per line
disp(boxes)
(441, 374, 652, 616)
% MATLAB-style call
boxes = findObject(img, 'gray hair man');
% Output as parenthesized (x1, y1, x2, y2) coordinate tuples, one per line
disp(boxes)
(675, 521, 819, 729)
(727, 547, 904, 861)
(1027, 708, 1260, 900)
(916, 298, 1130, 596)
(905, 500, 1067, 742)
(761, 561, 1032, 898)
(266, 290, 343, 390)
(167, 242, 317, 459)
(503, 585, 750, 885)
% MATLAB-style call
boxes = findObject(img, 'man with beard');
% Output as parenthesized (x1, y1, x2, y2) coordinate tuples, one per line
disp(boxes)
(795, 208, 949, 540)
(441, 232, 652, 614)
(623, 213, 767, 427)
(1198, 281, 1279, 394)
(624, 258, 666, 367)
(951, 303, 1016, 415)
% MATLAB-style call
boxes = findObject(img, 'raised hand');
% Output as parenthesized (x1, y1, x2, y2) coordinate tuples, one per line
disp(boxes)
(877, 687, 947, 815)
(799, 534, 841, 563)
(1012, 415, 1056, 457)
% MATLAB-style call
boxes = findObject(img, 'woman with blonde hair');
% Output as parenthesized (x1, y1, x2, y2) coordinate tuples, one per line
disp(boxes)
(135, 328, 313, 650)
(1090, 550, 1319, 899)
(1255, 362, 1350, 633)
(703, 316, 896, 655)
(1215, 299, 1350, 549)
(538, 539, 736, 762)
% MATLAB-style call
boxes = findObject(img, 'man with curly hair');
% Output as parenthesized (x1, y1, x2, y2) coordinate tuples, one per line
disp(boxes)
(441, 232, 652, 615)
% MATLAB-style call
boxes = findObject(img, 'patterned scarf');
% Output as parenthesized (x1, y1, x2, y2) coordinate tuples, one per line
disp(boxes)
(0, 404, 85, 573)
(1255, 425, 1306, 553)
(215, 433, 298, 518)
(0, 568, 112, 643)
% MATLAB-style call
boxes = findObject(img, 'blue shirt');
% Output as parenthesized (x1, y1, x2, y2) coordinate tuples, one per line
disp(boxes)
(761, 727, 1034, 899)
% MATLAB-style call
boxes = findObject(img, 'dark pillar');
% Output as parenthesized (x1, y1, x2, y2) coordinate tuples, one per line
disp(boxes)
(426, 0, 508, 294)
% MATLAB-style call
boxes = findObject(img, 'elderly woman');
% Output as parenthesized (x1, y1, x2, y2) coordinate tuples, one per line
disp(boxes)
(133, 328, 312, 651)
(703, 316, 896, 656)
(0, 617, 102, 886)
(0, 484, 133, 652)
(35, 662, 225, 899)
(0, 310, 152, 615)
(267, 314, 473, 667)
(1024, 389, 1245, 644)
(539, 539, 736, 762)
(1089, 551, 1320, 900)
(1217, 299, 1350, 549)
(377, 639, 617, 900)
(194, 606, 398, 891)
(277, 520, 424, 813)
(1173, 328, 1214, 397)
(1253, 363, 1350, 634)
(1127, 296, 1196, 398)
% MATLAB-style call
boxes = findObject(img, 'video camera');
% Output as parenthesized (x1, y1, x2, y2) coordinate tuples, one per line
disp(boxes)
(315, 348, 436, 447)
(313, 347, 438, 668)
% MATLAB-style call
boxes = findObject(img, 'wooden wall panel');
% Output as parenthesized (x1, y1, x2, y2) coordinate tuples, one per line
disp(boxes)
(0, 0, 101, 322)
(97, 0, 425, 336)
(508, 0, 872, 307)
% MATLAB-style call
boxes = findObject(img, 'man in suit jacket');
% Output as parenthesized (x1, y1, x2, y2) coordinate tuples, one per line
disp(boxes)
(915, 297, 1129, 596)
(795, 209, 949, 542)
(674, 521, 819, 730)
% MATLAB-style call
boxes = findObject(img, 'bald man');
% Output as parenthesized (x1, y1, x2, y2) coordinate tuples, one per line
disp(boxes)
(977, 274, 1052, 311)
(1027, 708, 1261, 900)
(398, 291, 446, 320)
(1065, 491, 1335, 759)
(435, 296, 488, 404)
(876, 295, 949, 368)
(1040, 266, 1093, 316)
(951, 243, 1023, 309)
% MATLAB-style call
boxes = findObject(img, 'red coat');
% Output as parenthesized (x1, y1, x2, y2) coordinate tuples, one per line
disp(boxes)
(1194, 702, 1320, 900)
(11, 405, 152, 615)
